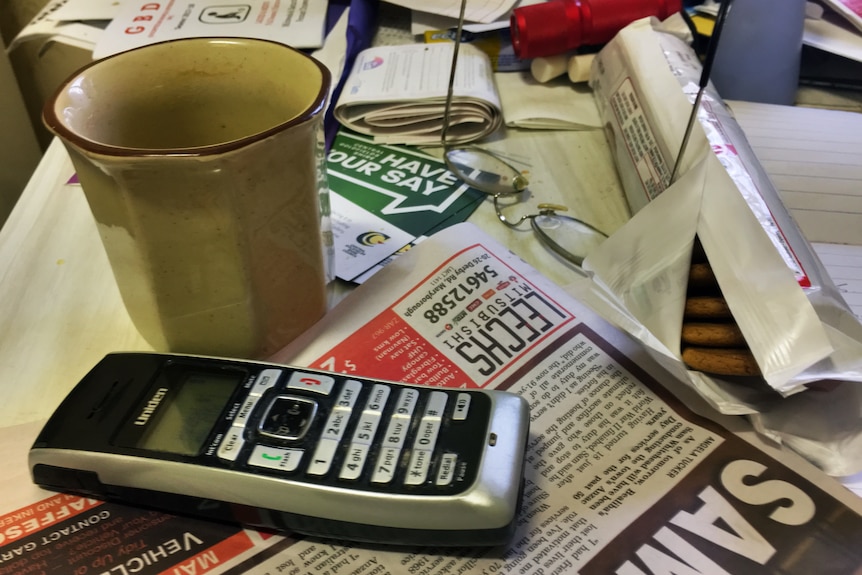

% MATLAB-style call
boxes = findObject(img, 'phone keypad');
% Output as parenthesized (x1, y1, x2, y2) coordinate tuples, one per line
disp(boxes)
(218, 368, 479, 491)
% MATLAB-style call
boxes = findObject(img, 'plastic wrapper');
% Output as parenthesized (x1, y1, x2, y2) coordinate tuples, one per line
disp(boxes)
(577, 18, 862, 476)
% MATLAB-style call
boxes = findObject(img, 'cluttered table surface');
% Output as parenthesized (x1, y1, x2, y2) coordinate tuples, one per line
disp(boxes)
(3, 0, 862, 572)
(0, 125, 628, 428)
(0, 0, 643, 428)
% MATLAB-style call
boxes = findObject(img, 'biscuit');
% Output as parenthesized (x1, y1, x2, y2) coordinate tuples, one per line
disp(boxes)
(681, 322, 747, 347)
(681, 240, 761, 377)
(687, 262, 718, 291)
(683, 296, 732, 320)
(682, 347, 761, 377)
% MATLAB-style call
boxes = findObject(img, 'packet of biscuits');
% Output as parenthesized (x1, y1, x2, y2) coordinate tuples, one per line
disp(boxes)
(574, 18, 862, 474)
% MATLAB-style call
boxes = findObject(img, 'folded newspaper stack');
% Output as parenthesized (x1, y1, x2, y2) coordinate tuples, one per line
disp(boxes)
(333, 43, 503, 145)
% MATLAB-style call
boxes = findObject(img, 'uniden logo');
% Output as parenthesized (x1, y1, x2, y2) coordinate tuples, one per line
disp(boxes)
(134, 388, 169, 425)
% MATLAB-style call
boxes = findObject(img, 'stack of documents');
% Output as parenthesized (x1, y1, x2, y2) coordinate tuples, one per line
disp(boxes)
(93, 0, 329, 59)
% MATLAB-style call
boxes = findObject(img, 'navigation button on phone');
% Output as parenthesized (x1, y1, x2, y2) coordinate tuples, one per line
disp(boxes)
(258, 395, 318, 441)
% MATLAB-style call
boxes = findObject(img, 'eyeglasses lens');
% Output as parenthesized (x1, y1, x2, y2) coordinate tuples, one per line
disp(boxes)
(444, 147, 528, 195)
(532, 213, 607, 266)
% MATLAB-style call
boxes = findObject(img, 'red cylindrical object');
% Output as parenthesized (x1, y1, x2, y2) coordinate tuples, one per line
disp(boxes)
(510, 0, 682, 60)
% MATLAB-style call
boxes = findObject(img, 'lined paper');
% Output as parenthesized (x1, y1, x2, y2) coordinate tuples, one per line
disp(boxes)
(728, 100, 862, 246)
(728, 100, 862, 319)
(814, 243, 862, 320)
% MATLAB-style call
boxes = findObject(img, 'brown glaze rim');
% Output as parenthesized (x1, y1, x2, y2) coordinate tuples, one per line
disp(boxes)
(42, 37, 331, 158)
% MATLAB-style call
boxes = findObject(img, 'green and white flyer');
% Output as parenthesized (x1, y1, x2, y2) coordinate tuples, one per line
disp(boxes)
(328, 130, 485, 283)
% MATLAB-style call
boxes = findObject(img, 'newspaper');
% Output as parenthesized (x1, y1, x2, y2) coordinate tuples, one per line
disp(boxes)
(258, 222, 862, 573)
(333, 43, 503, 145)
(0, 422, 298, 575)
(494, 71, 603, 131)
(4, 223, 862, 573)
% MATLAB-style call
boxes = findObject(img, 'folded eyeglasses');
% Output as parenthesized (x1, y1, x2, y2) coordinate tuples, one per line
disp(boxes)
(439, 0, 607, 270)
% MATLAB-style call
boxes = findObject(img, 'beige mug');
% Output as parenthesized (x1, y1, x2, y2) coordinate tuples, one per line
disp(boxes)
(44, 38, 333, 358)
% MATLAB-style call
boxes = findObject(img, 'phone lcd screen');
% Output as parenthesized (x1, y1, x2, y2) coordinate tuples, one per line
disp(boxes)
(136, 372, 239, 455)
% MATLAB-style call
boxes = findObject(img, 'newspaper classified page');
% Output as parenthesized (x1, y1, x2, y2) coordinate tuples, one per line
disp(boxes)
(267, 223, 862, 575)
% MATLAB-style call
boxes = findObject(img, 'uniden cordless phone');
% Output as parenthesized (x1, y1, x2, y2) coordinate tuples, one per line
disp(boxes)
(30, 353, 530, 546)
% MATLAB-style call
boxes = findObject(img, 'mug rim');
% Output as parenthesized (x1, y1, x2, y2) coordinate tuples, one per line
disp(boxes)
(43, 37, 331, 158)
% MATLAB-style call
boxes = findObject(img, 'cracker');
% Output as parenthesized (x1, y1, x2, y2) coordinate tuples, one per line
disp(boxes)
(682, 347, 762, 377)
(681, 322, 747, 347)
(681, 237, 766, 377)
(684, 296, 732, 320)
(687, 262, 718, 291)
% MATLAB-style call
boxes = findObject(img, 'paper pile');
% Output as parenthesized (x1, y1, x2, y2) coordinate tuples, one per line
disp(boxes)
(333, 43, 502, 145)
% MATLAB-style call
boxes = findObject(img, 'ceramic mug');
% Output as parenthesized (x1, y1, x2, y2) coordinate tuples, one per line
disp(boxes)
(44, 38, 333, 358)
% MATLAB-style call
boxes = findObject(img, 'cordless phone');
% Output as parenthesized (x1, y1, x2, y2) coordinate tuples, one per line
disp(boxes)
(30, 353, 530, 546)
